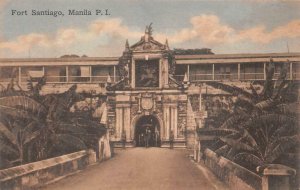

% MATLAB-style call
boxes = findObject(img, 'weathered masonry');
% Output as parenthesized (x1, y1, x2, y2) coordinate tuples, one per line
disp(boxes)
(1, 26, 300, 148)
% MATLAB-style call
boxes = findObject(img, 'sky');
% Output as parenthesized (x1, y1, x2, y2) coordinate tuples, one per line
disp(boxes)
(0, 0, 300, 58)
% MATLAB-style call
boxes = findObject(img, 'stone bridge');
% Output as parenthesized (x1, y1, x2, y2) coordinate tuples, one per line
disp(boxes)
(41, 148, 227, 190)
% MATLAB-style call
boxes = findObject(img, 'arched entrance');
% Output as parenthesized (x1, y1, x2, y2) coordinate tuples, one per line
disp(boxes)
(134, 115, 161, 147)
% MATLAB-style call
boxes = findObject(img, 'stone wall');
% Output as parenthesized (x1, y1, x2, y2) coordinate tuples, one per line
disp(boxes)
(186, 98, 197, 149)
(203, 148, 262, 190)
(0, 150, 97, 190)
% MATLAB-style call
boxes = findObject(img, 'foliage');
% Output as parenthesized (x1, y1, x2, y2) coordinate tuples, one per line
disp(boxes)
(199, 59, 300, 171)
(0, 77, 107, 169)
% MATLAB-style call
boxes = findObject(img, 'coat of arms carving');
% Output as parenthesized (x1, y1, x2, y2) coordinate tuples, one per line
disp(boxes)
(141, 97, 153, 110)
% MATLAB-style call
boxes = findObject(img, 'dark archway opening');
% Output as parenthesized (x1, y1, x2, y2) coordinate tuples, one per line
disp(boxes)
(135, 115, 160, 147)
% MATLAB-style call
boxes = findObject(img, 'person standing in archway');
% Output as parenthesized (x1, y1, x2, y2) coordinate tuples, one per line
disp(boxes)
(121, 132, 126, 149)
(155, 127, 159, 147)
(170, 130, 174, 149)
(145, 127, 151, 148)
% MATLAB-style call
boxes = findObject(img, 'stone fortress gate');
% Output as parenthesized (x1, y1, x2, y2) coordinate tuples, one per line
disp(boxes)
(106, 24, 189, 148)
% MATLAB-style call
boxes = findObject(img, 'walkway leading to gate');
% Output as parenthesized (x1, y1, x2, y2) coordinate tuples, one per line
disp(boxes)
(41, 148, 228, 190)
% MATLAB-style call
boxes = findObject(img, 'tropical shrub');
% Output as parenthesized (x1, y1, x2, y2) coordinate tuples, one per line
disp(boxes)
(0, 77, 107, 169)
(198, 59, 300, 172)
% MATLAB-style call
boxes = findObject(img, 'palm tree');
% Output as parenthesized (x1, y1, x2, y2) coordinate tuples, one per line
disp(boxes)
(0, 80, 107, 169)
(0, 95, 48, 167)
(198, 59, 299, 170)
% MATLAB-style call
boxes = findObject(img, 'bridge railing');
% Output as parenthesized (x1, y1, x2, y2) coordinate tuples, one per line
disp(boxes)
(0, 150, 96, 190)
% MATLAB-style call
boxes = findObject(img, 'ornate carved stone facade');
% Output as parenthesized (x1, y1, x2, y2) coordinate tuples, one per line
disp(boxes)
(107, 25, 189, 147)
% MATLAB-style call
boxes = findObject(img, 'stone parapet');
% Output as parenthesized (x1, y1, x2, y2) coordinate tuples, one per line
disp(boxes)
(0, 150, 98, 190)
(203, 148, 262, 190)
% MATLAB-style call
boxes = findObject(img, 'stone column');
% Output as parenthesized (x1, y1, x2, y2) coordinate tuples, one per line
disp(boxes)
(163, 59, 169, 87)
(66, 66, 69, 82)
(124, 107, 131, 141)
(238, 63, 240, 80)
(163, 105, 170, 139)
(187, 65, 190, 81)
(171, 107, 178, 138)
(264, 62, 266, 80)
(257, 164, 296, 190)
(113, 66, 116, 82)
(18, 67, 22, 84)
(89, 66, 93, 83)
(212, 64, 215, 81)
(131, 59, 135, 88)
(159, 59, 163, 88)
(115, 108, 123, 140)
(170, 107, 174, 136)
(290, 62, 293, 80)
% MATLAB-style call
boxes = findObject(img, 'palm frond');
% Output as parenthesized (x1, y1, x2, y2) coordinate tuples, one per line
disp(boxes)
(272, 80, 288, 101)
(215, 145, 230, 155)
(269, 123, 298, 143)
(0, 139, 19, 157)
(0, 107, 41, 121)
(240, 129, 258, 148)
(243, 114, 297, 130)
(48, 134, 87, 155)
(235, 97, 255, 111)
(249, 83, 259, 100)
(265, 135, 300, 163)
(206, 81, 255, 100)
(197, 128, 238, 136)
(233, 152, 263, 166)
(280, 82, 299, 103)
(220, 111, 248, 128)
(220, 137, 256, 152)
(0, 121, 17, 146)
(255, 99, 276, 110)
(23, 130, 43, 145)
(263, 114, 297, 125)
(54, 122, 89, 135)
(0, 96, 47, 119)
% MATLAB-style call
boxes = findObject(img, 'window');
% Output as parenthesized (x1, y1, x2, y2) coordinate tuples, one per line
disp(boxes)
(293, 63, 300, 80)
(45, 66, 66, 82)
(214, 64, 238, 80)
(21, 66, 43, 82)
(0, 67, 18, 82)
(240, 63, 264, 80)
(189, 64, 213, 81)
(174, 65, 187, 82)
(91, 66, 113, 83)
(274, 62, 290, 79)
(68, 66, 90, 82)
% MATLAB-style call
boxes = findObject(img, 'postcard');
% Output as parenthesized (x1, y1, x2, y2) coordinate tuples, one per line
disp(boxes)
(0, 0, 299, 190)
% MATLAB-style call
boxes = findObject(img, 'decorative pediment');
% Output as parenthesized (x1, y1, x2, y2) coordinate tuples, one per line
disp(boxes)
(130, 39, 167, 51)
(130, 24, 167, 51)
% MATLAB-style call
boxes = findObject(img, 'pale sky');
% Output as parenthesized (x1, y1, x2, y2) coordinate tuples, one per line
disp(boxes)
(0, 0, 300, 58)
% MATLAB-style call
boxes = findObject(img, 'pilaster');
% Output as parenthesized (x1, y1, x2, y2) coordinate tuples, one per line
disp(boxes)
(171, 107, 178, 138)
(131, 58, 135, 88)
(115, 108, 123, 140)
(163, 105, 170, 139)
(124, 107, 131, 141)
(163, 58, 169, 88)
